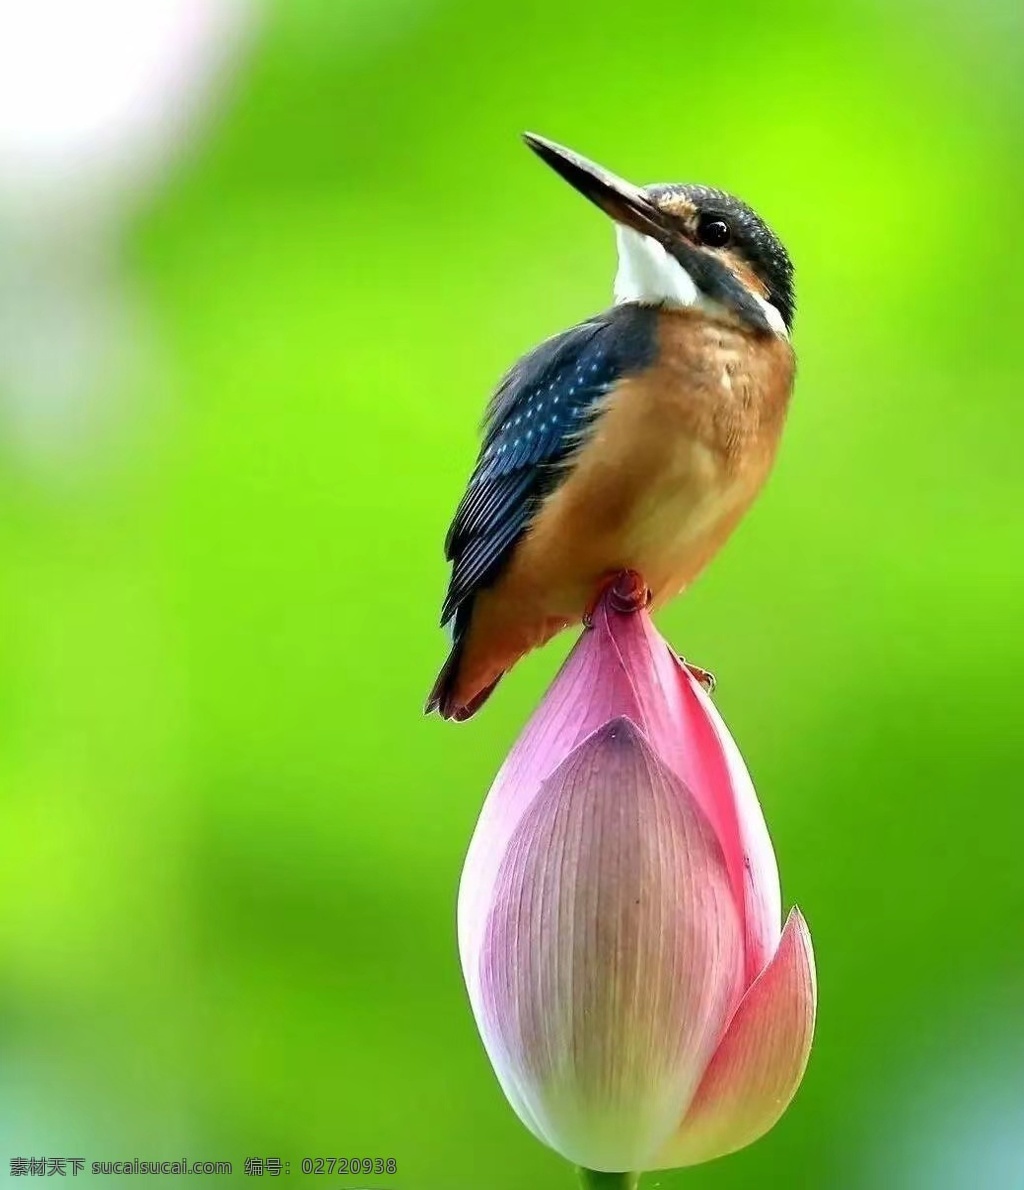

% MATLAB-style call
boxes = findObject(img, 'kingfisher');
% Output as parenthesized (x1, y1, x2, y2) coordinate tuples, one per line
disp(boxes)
(427, 133, 796, 721)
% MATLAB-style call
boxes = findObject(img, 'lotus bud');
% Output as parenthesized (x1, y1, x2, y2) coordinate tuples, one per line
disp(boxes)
(458, 575, 816, 1175)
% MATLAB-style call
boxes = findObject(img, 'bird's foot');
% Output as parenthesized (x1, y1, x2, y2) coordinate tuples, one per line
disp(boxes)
(584, 569, 651, 626)
(679, 657, 717, 696)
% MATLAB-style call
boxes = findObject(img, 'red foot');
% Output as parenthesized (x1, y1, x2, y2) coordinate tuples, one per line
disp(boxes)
(584, 569, 652, 626)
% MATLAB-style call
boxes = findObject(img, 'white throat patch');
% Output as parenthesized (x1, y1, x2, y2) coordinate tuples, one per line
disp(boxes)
(612, 225, 788, 338)
(613, 225, 701, 308)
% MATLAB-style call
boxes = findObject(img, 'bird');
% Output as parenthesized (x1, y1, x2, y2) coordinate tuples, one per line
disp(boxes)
(426, 133, 796, 721)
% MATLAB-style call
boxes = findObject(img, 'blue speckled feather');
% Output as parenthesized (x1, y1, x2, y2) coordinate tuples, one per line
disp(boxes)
(440, 303, 657, 627)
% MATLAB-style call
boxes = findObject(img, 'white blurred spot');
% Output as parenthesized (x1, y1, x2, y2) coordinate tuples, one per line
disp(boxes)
(0, 0, 255, 473)
(0, 0, 250, 215)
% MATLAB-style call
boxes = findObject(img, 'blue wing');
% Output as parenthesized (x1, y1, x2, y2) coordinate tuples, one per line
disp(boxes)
(440, 303, 657, 626)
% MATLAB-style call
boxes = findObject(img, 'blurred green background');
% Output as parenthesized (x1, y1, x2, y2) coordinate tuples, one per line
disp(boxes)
(1, 0, 1022, 1186)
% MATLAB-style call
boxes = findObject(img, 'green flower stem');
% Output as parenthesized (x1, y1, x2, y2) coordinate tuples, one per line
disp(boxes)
(576, 1169, 640, 1190)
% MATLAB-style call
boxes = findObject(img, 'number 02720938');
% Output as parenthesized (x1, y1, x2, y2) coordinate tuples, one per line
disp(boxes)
(300, 1156, 397, 1176)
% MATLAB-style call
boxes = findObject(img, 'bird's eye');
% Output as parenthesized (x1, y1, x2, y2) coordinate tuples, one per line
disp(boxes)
(697, 215, 731, 248)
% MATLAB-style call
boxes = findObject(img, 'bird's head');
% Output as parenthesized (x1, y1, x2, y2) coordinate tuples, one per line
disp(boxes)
(523, 132, 794, 338)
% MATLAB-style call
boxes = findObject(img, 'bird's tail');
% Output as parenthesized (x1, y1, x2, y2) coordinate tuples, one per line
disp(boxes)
(425, 619, 503, 722)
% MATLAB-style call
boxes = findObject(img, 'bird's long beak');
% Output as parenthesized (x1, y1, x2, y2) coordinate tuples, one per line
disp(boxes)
(522, 132, 668, 242)
(522, 131, 779, 336)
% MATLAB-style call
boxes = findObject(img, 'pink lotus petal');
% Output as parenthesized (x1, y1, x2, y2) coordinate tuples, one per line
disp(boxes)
(651, 907, 817, 1169)
(469, 717, 745, 1173)
(458, 595, 780, 991)
(669, 661, 782, 982)
(603, 603, 781, 981)
(458, 600, 650, 997)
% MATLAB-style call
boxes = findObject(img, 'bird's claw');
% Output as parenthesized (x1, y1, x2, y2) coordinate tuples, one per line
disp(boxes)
(679, 658, 717, 695)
